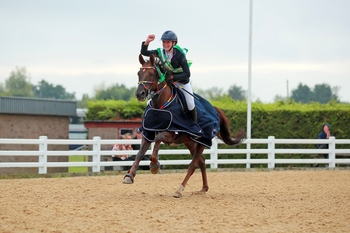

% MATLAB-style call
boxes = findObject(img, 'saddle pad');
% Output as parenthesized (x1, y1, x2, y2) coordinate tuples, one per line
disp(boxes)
(140, 90, 220, 148)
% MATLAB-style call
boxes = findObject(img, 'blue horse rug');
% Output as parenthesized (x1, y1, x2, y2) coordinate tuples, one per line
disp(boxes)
(140, 88, 220, 148)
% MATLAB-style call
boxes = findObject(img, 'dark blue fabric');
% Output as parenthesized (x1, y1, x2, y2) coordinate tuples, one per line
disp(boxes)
(140, 88, 220, 148)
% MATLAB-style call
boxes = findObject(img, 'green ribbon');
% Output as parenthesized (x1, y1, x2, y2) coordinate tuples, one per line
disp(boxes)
(157, 45, 192, 74)
(155, 66, 167, 83)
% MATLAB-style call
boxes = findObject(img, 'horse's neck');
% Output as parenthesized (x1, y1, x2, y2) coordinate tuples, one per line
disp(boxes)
(151, 84, 173, 109)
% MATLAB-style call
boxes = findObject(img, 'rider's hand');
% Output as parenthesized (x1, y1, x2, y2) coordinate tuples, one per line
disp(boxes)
(145, 34, 155, 45)
(167, 75, 173, 81)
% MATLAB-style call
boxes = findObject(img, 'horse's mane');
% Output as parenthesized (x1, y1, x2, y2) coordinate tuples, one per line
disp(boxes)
(144, 56, 174, 86)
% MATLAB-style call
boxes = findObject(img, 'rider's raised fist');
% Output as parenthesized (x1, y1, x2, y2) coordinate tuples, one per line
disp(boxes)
(145, 34, 155, 45)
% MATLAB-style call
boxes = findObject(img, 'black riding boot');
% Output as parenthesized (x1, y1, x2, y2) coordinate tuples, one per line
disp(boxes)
(189, 107, 197, 123)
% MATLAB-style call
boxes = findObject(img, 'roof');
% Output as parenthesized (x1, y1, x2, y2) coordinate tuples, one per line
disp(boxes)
(0, 96, 77, 116)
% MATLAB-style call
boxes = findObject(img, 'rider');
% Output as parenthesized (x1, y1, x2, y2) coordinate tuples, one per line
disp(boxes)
(140, 30, 197, 123)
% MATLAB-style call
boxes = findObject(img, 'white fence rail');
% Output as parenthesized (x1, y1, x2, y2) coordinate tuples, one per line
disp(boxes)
(1, 136, 350, 174)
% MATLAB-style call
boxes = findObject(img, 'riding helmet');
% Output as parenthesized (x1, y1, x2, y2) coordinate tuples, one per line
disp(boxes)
(161, 30, 178, 44)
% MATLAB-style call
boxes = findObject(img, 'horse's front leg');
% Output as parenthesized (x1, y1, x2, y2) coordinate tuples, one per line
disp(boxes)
(150, 131, 176, 174)
(123, 138, 151, 184)
(149, 133, 163, 174)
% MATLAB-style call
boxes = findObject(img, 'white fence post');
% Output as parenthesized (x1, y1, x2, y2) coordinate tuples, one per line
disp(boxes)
(246, 141, 251, 169)
(268, 136, 275, 169)
(329, 136, 336, 168)
(210, 138, 218, 169)
(38, 136, 48, 174)
(92, 136, 101, 172)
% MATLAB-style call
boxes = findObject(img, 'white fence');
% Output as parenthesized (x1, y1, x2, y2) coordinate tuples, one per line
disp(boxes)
(1, 136, 350, 174)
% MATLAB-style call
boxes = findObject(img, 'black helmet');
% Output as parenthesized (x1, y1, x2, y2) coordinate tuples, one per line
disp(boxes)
(161, 30, 178, 43)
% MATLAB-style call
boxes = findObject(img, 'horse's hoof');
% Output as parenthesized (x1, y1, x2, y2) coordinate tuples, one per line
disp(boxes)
(123, 177, 132, 184)
(149, 161, 160, 174)
(173, 184, 185, 198)
(173, 191, 182, 198)
(194, 190, 206, 195)
(150, 167, 160, 174)
(122, 174, 134, 184)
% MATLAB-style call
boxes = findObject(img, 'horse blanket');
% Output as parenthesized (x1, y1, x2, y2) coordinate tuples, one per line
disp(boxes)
(140, 89, 220, 148)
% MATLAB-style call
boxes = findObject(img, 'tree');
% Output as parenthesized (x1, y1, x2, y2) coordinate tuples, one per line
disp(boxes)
(77, 94, 93, 108)
(0, 83, 5, 95)
(291, 83, 312, 103)
(195, 87, 224, 100)
(228, 85, 245, 101)
(291, 83, 340, 104)
(33, 80, 76, 99)
(1, 67, 75, 100)
(312, 83, 339, 103)
(4, 67, 34, 97)
(95, 84, 136, 100)
(274, 94, 287, 102)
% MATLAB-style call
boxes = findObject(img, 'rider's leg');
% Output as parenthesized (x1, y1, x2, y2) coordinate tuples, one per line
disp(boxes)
(189, 107, 197, 123)
(179, 83, 196, 123)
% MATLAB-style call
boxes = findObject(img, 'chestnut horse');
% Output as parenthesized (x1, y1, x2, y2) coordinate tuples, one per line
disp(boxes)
(122, 54, 246, 198)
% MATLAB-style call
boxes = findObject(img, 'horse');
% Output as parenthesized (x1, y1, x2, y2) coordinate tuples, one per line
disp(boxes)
(122, 54, 246, 198)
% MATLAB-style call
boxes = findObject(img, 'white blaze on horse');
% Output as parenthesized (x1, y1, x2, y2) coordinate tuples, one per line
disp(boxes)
(122, 54, 246, 198)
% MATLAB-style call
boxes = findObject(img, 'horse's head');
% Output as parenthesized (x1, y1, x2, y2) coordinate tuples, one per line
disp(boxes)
(135, 54, 160, 101)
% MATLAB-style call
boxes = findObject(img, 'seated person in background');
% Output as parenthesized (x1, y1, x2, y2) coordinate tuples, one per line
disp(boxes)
(132, 130, 142, 151)
(317, 124, 332, 151)
(313, 124, 332, 167)
(112, 133, 134, 170)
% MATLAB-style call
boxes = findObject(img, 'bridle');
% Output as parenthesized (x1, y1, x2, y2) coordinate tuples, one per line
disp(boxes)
(138, 65, 167, 99)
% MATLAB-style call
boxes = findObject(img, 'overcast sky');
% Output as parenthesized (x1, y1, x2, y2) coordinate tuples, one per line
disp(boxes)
(1, 0, 349, 103)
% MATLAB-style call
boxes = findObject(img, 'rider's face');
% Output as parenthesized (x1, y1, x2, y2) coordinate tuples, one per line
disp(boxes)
(323, 125, 329, 133)
(162, 40, 174, 51)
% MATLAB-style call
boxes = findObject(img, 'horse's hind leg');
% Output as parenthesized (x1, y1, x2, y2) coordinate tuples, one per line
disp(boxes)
(198, 155, 209, 193)
(174, 145, 206, 198)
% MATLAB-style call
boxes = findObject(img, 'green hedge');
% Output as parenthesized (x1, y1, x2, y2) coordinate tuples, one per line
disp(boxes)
(86, 99, 146, 120)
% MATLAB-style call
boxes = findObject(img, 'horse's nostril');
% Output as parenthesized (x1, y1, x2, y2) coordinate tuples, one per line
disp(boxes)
(136, 90, 147, 101)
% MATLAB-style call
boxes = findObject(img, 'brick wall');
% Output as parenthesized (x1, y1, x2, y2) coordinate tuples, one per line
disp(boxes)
(0, 114, 69, 175)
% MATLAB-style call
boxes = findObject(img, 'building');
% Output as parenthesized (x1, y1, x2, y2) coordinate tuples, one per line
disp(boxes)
(0, 96, 76, 174)
(69, 108, 88, 149)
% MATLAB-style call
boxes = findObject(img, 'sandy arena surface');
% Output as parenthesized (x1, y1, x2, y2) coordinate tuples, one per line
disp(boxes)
(0, 170, 349, 233)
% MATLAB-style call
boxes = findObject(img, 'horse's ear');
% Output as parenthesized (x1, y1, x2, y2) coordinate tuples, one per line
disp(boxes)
(139, 54, 145, 65)
(150, 54, 155, 66)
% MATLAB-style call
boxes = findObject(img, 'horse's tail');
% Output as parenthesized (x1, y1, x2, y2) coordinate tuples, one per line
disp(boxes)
(214, 106, 246, 146)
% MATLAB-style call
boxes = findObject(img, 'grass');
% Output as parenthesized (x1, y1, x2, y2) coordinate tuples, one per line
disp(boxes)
(68, 155, 88, 173)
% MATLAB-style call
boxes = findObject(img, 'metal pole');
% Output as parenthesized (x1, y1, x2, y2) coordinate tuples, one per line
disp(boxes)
(246, 0, 253, 168)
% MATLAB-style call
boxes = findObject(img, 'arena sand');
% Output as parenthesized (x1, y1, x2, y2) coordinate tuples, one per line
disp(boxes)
(0, 170, 349, 233)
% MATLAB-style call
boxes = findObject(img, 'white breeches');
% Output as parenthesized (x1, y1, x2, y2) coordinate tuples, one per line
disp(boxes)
(179, 82, 195, 111)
